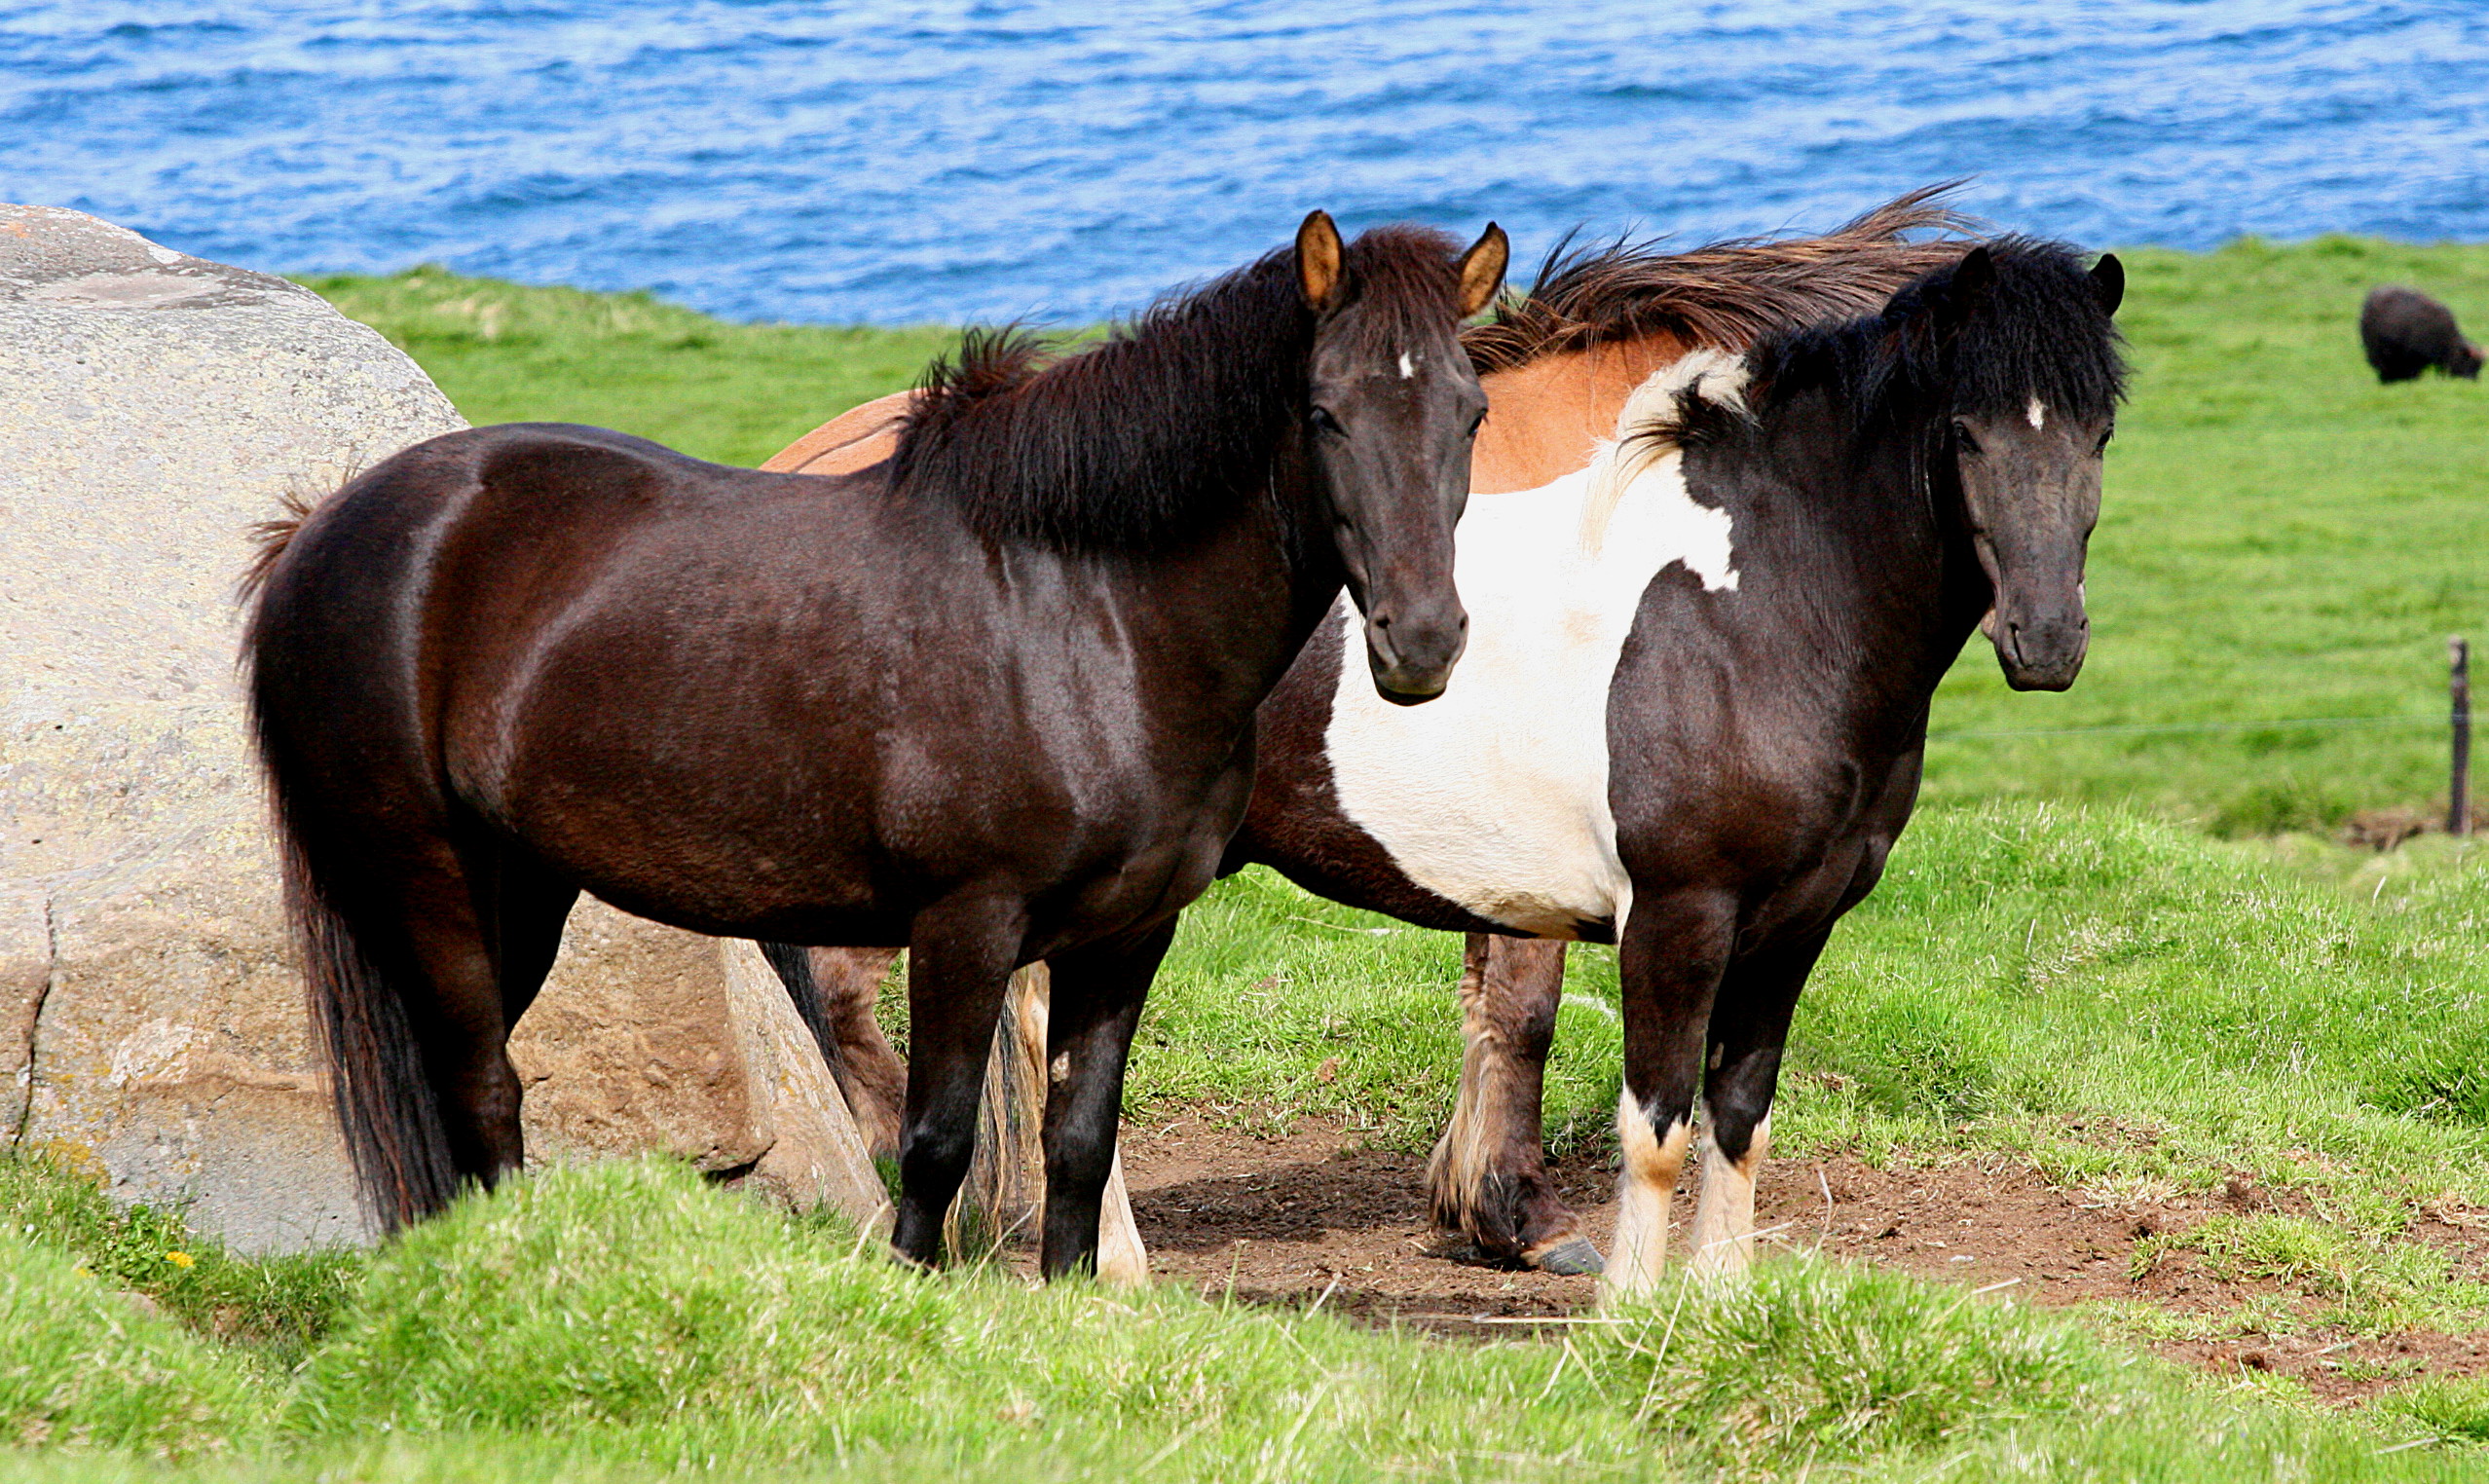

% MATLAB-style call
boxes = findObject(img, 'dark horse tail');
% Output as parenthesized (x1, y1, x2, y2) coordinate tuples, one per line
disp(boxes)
(241, 485, 460, 1233)
(274, 831, 459, 1232)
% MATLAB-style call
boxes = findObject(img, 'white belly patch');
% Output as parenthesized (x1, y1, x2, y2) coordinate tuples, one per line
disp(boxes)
(1322, 407, 1740, 937)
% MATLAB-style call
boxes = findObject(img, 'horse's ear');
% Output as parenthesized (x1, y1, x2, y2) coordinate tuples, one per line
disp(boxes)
(1932, 244, 1994, 339)
(1297, 210, 1346, 313)
(1456, 223, 1509, 318)
(2091, 252, 2125, 315)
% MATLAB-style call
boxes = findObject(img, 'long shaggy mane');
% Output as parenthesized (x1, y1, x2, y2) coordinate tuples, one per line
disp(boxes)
(890, 225, 1466, 551)
(1462, 184, 1979, 374)
(1654, 235, 2130, 450)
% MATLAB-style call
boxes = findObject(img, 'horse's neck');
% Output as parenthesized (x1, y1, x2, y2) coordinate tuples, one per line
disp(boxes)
(1089, 467, 1346, 721)
(1728, 403, 1985, 733)
(1472, 335, 1690, 493)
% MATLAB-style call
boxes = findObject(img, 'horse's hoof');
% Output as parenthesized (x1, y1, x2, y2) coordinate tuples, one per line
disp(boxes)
(1527, 1238, 1605, 1276)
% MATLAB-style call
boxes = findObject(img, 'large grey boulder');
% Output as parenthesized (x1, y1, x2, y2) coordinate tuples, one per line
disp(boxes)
(0, 205, 882, 1252)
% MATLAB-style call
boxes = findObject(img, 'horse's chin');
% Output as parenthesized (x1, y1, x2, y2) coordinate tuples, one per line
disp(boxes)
(1370, 671, 1450, 706)
(1373, 680, 1447, 707)
(2002, 668, 2080, 693)
(1993, 639, 2085, 692)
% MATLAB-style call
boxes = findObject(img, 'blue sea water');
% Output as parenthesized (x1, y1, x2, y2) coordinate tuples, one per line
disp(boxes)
(4, 2, 2488, 324)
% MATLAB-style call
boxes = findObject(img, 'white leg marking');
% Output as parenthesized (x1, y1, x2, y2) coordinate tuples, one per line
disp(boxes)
(1096, 1139, 1148, 1285)
(2025, 395, 2047, 430)
(1687, 1114, 1770, 1279)
(1600, 1088, 1690, 1305)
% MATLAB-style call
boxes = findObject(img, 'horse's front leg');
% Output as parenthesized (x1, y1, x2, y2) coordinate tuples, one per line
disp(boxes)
(1603, 888, 1736, 1306)
(891, 901, 1023, 1268)
(1037, 915, 1178, 1281)
(1427, 933, 1601, 1274)
(1687, 925, 1833, 1278)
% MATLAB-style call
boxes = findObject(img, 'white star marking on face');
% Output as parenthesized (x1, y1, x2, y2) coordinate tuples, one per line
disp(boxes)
(1398, 352, 1417, 380)
(2026, 396, 2047, 429)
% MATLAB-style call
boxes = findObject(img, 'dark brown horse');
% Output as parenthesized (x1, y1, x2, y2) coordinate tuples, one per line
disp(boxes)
(242, 212, 1508, 1279)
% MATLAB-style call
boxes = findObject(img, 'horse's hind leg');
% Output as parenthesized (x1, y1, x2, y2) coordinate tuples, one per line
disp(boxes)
(1426, 933, 1598, 1274)
(891, 901, 1023, 1267)
(1036, 916, 1176, 1281)
(766, 946, 915, 1155)
(1686, 926, 1831, 1278)
(812, 946, 909, 1158)
(345, 841, 541, 1196)
(482, 849, 579, 1033)
(760, 944, 908, 1158)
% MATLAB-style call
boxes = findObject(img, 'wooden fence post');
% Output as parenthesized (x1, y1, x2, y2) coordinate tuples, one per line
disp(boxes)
(2452, 636, 2471, 837)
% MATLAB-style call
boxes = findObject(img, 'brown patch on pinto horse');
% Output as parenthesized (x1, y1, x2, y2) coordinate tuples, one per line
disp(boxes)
(762, 393, 913, 475)
(1466, 186, 1973, 492)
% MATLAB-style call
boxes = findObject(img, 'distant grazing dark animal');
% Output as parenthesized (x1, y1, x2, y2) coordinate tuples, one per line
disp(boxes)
(2361, 285, 2482, 383)
(241, 210, 1508, 1280)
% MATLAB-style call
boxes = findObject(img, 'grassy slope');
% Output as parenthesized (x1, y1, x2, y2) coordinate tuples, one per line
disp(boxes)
(301, 266, 954, 467)
(0, 1156, 2477, 1482)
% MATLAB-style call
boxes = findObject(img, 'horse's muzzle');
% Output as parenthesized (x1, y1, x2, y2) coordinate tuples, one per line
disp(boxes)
(1996, 614, 2089, 692)
(1364, 605, 1467, 706)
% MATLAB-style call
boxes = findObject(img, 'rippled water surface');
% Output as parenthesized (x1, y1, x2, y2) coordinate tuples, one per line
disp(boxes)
(5, 3, 2487, 322)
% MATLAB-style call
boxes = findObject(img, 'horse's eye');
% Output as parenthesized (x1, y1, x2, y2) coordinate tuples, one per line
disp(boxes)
(1951, 420, 1982, 455)
(2095, 425, 2114, 455)
(1467, 409, 1487, 438)
(1309, 406, 1345, 437)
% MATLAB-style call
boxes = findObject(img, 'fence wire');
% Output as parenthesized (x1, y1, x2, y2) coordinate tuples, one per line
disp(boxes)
(1930, 715, 2444, 741)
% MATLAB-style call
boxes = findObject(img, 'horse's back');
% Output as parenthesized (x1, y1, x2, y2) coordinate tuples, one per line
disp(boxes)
(763, 392, 912, 475)
(251, 423, 915, 905)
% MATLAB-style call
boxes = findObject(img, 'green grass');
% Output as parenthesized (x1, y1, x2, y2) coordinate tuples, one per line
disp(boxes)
(301, 266, 953, 467)
(0, 1158, 359, 1375)
(0, 1154, 2474, 1482)
(0, 1229, 257, 1457)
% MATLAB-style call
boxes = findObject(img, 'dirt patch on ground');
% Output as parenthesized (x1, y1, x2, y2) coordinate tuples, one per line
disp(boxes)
(1095, 1109, 2489, 1402)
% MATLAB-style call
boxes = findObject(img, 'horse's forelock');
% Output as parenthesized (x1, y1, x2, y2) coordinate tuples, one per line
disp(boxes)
(1926, 237, 2129, 422)
(1328, 224, 1467, 353)
(1748, 236, 2128, 432)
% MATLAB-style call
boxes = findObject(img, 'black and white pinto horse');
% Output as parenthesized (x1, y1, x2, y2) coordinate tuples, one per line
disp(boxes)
(1229, 238, 2127, 1297)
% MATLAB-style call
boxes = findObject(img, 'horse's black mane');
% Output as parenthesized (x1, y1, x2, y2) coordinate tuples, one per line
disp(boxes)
(890, 226, 1464, 551)
(1660, 235, 2128, 449)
